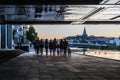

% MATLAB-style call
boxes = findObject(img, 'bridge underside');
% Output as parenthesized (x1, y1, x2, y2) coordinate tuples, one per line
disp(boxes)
(0, 0, 120, 24)
(0, 0, 102, 5)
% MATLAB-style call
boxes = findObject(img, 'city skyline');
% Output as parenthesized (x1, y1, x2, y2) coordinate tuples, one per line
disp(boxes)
(33, 24, 120, 39)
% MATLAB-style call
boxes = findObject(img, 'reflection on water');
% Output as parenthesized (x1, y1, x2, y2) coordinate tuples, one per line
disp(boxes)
(71, 47, 120, 60)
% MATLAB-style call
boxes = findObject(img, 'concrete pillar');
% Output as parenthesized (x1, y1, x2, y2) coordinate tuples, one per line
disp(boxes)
(0, 24, 13, 49)
(5, 24, 7, 49)
(1, 24, 6, 49)
(0, 25, 1, 49)
(7, 25, 12, 49)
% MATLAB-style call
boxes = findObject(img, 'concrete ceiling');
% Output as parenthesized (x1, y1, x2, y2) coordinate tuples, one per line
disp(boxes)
(0, 0, 120, 24)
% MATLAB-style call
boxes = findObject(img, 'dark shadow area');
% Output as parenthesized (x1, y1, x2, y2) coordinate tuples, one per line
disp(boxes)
(15, 46, 29, 52)
(0, 49, 26, 63)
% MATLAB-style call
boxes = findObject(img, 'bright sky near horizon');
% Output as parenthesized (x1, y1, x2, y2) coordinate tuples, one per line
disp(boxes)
(33, 24, 120, 39)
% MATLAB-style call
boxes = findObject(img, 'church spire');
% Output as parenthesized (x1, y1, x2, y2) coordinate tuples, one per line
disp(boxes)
(82, 27, 88, 40)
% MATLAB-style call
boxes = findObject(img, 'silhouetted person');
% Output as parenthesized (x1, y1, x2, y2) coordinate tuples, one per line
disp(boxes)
(33, 37, 40, 55)
(68, 47, 71, 56)
(83, 48, 87, 55)
(45, 39, 49, 56)
(18, 36, 22, 47)
(53, 38, 57, 56)
(63, 39, 68, 56)
(60, 39, 64, 55)
(56, 40, 60, 56)
(49, 40, 53, 55)
(30, 42, 32, 48)
(39, 39, 44, 56)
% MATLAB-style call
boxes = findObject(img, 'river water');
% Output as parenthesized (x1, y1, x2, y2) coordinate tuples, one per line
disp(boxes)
(71, 47, 120, 60)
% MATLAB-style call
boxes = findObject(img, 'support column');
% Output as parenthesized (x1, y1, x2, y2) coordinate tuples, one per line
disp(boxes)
(5, 24, 7, 49)
(1, 24, 6, 49)
(1, 24, 12, 49)
(0, 25, 1, 49)
(7, 24, 12, 49)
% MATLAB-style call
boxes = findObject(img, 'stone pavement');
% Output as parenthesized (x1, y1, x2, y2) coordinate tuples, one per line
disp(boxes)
(0, 52, 120, 80)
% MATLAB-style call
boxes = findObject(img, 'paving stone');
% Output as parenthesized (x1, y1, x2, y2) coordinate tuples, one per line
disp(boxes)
(39, 75, 52, 79)
(27, 78, 39, 80)
(0, 52, 120, 80)
(1, 78, 11, 80)
(11, 78, 25, 80)
(27, 74, 40, 78)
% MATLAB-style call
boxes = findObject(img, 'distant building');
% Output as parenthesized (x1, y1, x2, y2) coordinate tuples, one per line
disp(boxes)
(82, 27, 88, 40)
(109, 38, 120, 46)
(90, 40, 107, 47)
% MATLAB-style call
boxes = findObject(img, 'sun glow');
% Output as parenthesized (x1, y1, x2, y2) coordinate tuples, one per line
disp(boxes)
(33, 24, 120, 39)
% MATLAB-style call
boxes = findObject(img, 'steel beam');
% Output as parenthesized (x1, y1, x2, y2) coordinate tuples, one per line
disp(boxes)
(0, 0, 102, 5)
(110, 15, 120, 20)
(0, 21, 73, 24)
(83, 21, 120, 24)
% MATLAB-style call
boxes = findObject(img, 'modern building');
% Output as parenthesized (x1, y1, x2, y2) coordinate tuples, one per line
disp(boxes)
(0, 24, 29, 49)
(14, 25, 28, 45)
(109, 38, 120, 46)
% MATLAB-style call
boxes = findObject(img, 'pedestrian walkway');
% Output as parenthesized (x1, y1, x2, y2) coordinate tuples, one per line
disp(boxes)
(0, 51, 120, 80)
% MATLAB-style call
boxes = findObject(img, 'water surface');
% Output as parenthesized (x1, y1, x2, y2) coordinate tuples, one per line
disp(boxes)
(71, 47, 120, 60)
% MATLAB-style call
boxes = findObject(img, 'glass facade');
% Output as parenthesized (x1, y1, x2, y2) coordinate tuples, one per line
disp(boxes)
(7, 25, 12, 49)
(1, 24, 6, 49)
(0, 24, 12, 49)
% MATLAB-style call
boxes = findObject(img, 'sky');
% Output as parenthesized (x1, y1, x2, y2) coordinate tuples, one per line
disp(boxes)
(33, 24, 120, 39)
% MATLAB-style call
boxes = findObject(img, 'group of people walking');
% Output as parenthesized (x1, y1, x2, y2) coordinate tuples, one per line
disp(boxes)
(33, 38, 71, 56)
